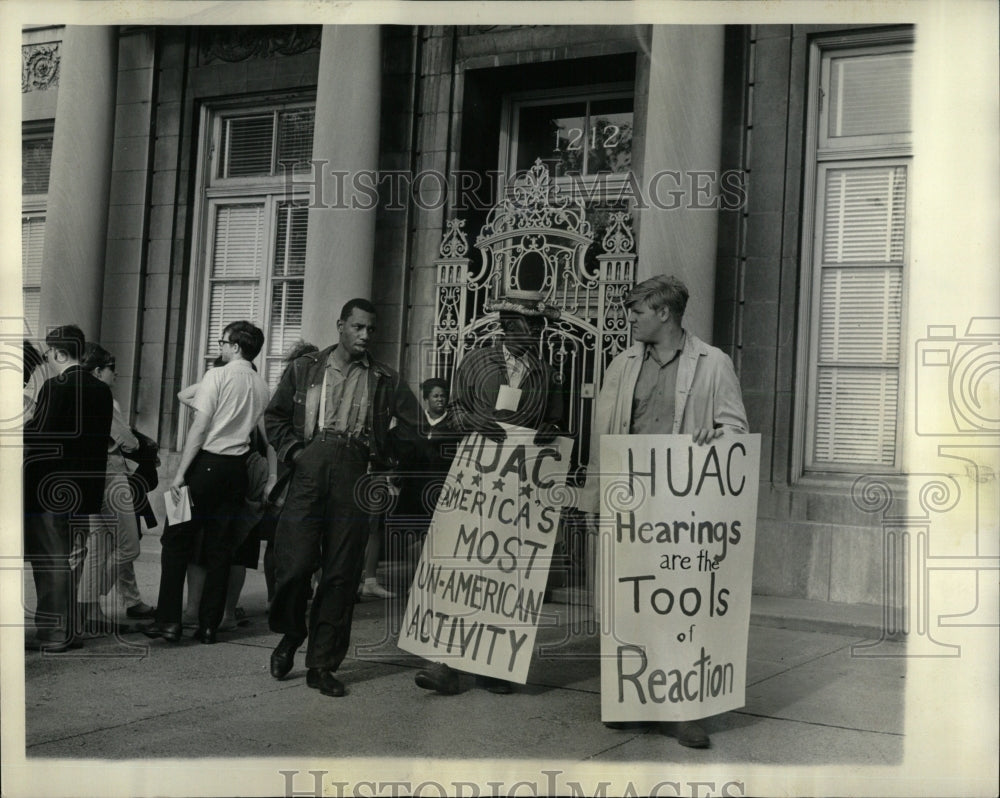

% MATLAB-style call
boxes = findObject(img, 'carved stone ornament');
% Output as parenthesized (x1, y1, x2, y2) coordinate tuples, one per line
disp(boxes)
(22, 43, 60, 93)
(198, 26, 321, 64)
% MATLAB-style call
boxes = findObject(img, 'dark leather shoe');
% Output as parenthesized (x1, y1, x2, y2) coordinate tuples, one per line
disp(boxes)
(126, 603, 157, 620)
(675, 721, 710, 748)
(269, 635, 303, 680)
(142, 622, 182, 642)
(476, 675, 513, 694)
(306, 668, 345, 697)
(193, 627, 217, 644)
(414, 662, 460, 695)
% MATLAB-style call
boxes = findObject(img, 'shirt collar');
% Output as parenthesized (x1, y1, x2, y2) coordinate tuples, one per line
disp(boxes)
(330, 346, 370, 370)
(643, 333, 685, 367)
(502, 345, 525, 364)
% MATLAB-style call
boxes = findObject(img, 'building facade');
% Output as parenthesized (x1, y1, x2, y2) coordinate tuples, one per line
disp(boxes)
(21, 22, 987, 619)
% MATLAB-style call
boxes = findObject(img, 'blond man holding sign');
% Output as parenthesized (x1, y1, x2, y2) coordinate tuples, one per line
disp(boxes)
(580, 275, 750, 749)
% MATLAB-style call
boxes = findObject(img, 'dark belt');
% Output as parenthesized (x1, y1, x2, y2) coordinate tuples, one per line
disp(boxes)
(315, 429, 370, 452)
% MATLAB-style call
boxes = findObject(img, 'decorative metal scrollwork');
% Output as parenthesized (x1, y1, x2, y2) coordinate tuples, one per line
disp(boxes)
(439, 218, 469, 259)
(434, 159, 638, 472)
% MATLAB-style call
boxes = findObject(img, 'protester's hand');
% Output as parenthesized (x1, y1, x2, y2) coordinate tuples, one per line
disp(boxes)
(692, 427, 724, 446)
(169, 476, 185, 502)
(264, 474, 278, 498)
(533, 422, 559, 445)
(480, 420, 507, 443)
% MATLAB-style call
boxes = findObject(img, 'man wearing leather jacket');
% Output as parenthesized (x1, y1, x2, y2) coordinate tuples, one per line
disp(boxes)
(265, 298, 419, 698)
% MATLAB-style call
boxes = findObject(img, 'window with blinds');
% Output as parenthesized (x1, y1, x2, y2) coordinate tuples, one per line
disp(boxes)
(803, 38, 912, 472)
(22, 213, 45, 338)
(22, 130, 52, 339)
(218, 107, 315, 180)
(193, 100, 314, 393)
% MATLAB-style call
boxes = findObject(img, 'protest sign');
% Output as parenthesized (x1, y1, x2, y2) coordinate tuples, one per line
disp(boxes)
(398, 426, 574, 683)
(599, 434, 761, 722)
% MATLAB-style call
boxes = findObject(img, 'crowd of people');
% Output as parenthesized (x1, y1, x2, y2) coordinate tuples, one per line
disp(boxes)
(22, 274, 747, 749)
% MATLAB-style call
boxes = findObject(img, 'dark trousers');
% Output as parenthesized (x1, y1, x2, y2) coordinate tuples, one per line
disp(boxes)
(24, 510, 89, 642)
(268, 436, 369, 670)
(155, 451, 247, 629)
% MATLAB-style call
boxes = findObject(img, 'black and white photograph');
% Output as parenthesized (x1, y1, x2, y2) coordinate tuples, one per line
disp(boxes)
(2, 2, 997, 797)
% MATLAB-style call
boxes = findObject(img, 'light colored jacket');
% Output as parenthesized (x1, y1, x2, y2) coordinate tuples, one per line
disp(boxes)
(578, 331, 748, 512)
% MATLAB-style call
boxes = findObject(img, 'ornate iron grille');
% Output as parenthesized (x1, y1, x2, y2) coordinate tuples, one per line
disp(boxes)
(433, 159, 636, 484)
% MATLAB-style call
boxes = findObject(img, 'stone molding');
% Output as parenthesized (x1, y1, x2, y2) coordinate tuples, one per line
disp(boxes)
(22, 42, 60, 93)
(197, 25, 321, 65)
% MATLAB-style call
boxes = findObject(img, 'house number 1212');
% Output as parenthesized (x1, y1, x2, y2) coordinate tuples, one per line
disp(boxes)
(557, 124, 623, 151)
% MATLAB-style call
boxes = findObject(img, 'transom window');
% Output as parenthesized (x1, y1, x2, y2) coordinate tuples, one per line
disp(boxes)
(215, 107, 315, 180)
(502, 86, 633, 196)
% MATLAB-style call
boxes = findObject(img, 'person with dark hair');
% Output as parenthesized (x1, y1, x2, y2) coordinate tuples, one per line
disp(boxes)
(175, 354, 273, 631)
(580, 274, 748, 749)
(144, 320, 270, 644)
(23, 324, 113, 651)
(265, 298, 419, 697)
(391, 377, 455, 529)
(77, 343, 156, 631)
(414, 290, 564, 697)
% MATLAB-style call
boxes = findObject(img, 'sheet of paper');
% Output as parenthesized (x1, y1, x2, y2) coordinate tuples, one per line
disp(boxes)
(495, 384, 521, 411)
(164, 485, 192, 526)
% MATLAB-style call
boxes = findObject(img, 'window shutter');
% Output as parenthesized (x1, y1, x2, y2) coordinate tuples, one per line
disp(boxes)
(205, 203, 265, 370)
(822, 166, 906, 264)
(277, 109, 315, 171)
(265, 202, 308, 387)
(22, 137, 53, 195)
(22, 215, 45, 337)
(818, 268, 902, 364)
(814, 368, 899, 464)
(224, 115, 275, 178)
(829, 52, 911, 138)
(812, 164, 906, 468)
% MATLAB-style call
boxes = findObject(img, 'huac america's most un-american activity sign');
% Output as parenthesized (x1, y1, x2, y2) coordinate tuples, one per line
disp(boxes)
(398, 426, 574, 682)
(599, 434, 761, 722)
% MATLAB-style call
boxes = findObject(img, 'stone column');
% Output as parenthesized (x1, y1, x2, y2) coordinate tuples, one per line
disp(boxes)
(38, 26, 119, 341)
(301, 25, 382, 344)
(636, 25, 725, 342)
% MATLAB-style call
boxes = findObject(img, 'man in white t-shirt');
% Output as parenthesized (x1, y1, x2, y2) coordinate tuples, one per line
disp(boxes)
(144, 321, 270, 644)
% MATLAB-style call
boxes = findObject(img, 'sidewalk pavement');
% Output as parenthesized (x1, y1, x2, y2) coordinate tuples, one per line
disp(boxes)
(19, 532, 905, 771)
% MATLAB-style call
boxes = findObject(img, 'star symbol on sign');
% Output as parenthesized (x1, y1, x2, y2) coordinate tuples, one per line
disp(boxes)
(492, 478, 505, 492)
(455, 470, 465, 484)
(471, 473, 482, 487)
(519, 484, 533, 499)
